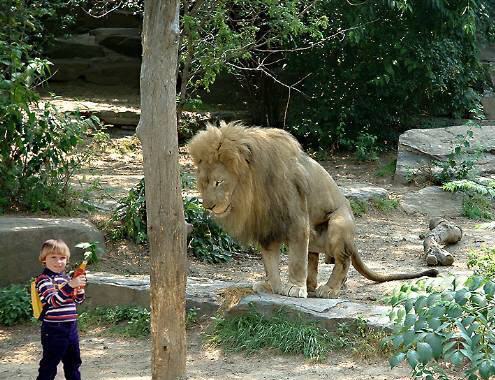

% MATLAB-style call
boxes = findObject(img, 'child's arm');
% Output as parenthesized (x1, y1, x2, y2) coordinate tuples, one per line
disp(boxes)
(36, 275, 80, 308)
(74, 286, 86, 304)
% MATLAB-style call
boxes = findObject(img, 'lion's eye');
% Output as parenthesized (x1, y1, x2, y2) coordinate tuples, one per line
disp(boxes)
(215, 180, 223, 187)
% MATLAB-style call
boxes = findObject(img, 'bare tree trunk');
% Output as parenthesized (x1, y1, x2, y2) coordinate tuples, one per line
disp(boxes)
(137, 1, 186, 379)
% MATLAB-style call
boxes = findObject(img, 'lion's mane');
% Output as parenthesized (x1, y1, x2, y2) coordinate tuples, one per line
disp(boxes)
(188, 121, 309, 246)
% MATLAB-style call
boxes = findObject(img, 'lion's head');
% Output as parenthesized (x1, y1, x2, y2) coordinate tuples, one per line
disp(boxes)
(188, 121, 308, 246)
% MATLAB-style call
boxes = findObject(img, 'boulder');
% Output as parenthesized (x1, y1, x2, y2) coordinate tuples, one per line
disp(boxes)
(90, 28, 142, 57)
(0, 217, 105, 286)
(395, 125, 495, 185)
(46, 34, 106, 59)
(481, 94, 495, 120)
(84, 273, 392, 331)
(400, 186, 464, 217)
(341, 184, 389, 202)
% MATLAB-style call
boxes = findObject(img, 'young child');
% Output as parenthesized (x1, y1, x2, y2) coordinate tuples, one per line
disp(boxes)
(35, 239, 87, 380)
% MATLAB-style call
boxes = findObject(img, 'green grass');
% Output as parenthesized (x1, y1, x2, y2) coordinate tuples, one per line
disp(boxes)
(468, 246, 495, 277)
(371, 197, 399, 212)
(376, 159, 397, 177)
(350, 199, 369, 217)
(78, 305, 201, 337)
(79, 306, 151, 337)
(463, 194, 494, 220)
(350, 197, 399, 217)
(205, 308, 389, 362)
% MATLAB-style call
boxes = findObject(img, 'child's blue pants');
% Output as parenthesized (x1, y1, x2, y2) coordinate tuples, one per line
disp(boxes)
(37, 321, 81, 380)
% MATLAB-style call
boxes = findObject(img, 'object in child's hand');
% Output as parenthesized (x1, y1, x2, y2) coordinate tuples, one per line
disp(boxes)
(72, 260, 87, 296)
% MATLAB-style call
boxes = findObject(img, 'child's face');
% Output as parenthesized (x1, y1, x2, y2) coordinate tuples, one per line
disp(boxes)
(44, 253, 68, 273)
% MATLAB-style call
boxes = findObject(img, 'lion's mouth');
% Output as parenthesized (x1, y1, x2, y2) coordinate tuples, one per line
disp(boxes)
(212, 203, 231, 217)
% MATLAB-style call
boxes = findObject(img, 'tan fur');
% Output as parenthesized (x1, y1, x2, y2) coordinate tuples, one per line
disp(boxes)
(189, 121, 438, 298)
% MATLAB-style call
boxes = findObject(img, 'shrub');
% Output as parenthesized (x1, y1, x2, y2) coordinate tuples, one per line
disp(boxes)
(468, 246, 495, 278)
(387, 276, 495, 379)
(0, 284, 31, 326)
(443, 179, 495, 221)
(109, 178, 243, 263)
(0, 2, 99, 214)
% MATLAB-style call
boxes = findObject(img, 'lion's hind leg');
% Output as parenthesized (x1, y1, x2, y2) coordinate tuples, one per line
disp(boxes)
(315, 215, 353, 299)
(307, 251, 319, 295)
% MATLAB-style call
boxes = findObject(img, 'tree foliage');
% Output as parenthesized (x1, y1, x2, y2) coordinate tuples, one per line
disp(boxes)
(0, 0, 98, 213)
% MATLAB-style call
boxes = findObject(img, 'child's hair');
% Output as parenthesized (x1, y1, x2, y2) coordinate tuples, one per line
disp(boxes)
(39, 239, 71, 263)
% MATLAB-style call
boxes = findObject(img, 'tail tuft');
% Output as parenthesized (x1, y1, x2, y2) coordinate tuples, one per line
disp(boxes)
(424, 269, 439, 277)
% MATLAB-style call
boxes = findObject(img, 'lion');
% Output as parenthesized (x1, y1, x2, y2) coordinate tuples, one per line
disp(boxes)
(188, 121, 438, 298)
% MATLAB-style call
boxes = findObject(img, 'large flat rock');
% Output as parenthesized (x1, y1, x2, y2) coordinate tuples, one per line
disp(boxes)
(400, 186, 464, 217)
(0, 217, 105, 286)
(395, 125, 495, 185)
(85, 272, 392, 331)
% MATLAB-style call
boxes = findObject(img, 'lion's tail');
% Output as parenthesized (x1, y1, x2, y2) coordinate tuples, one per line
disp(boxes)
(350, 244, 439, 282)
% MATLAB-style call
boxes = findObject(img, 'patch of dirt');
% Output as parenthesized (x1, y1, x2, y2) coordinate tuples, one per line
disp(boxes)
(1, 323, 413, 380)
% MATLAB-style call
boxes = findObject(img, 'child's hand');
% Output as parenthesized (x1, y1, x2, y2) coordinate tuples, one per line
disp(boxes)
(69, 275, 87, 289)
(76, 288, 85, 295)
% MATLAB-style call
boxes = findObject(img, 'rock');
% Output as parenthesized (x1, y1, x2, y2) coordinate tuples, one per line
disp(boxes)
(0, 217, 105, 286)
(481, 94, 495, 120)
(97, 109, 140, 126)
(228, 293, 391, 331)
(83, 59, 141, 86)
(46, 34, 106, 59)
(480, 43, 495, 63)
(50, 59, 91, 82)
(341, 184, 389, 202)
(400, 186, 464, 217)
(84, 273, 392, 330)
(395, 125, 495, 185)
(85, 273, 250, 317)
(90, 28, 142, 57)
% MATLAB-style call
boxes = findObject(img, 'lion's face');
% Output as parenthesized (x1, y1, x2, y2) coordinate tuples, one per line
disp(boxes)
(196, 162, 237, 218)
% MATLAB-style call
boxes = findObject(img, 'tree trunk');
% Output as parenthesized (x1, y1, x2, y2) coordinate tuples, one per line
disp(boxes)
(423, 217, 462, 266)
(137, 1, 186, 379)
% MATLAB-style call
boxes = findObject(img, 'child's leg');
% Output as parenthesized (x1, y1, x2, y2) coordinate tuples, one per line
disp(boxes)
(37, 323, 70, 380)
(62, 322, 82, 380)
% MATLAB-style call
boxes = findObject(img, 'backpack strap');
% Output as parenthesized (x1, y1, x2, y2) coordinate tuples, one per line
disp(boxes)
(34, 274, 50, 321)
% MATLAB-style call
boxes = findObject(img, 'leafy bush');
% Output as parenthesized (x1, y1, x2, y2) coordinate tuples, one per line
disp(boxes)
(184, 196, 242, 263)
(110, 178, 148, 244)
(0, 284, 31, 326)
(109, 178, 243, 263)
(354, 131, 379, 161)
(443, 179, 495, 220)
(0, 1, 99, 214)
(286, 1, 492, 149)
(387, 276, 495, 379)
(468, 247, 495, 278)
(434, 124, 483, 184)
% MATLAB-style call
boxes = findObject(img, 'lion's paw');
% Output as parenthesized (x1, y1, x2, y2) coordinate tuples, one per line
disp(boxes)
(253, 281, 273, 294)
(315, 285, 341, 299)
(277, 284, 307, 298)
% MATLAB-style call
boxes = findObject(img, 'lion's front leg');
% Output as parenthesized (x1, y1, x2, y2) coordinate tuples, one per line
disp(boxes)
(279, 232, 309, 298)
(253, 242, 283, 295)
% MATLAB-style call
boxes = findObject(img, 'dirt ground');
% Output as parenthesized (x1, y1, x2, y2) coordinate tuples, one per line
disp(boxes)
(2, 88, 493, 379)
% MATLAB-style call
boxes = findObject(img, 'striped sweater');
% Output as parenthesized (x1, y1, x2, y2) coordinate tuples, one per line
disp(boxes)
(35, 268, 85, 322)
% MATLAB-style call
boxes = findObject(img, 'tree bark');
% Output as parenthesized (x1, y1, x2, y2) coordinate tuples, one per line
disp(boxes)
(137, 1, 186, 379)
(423, 217, 462, 266)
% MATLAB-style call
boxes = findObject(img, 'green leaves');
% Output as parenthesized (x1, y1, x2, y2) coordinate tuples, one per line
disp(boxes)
(0, 284, 31, 326)
(387, 274, 495, 379)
